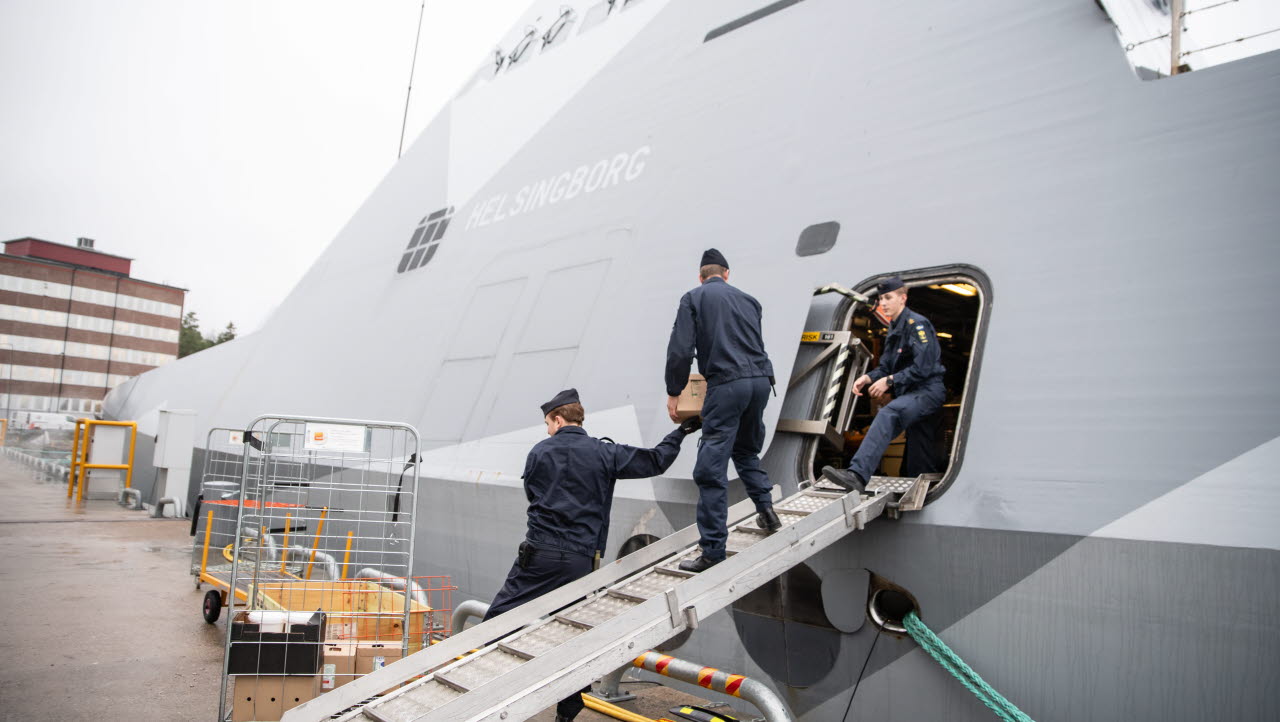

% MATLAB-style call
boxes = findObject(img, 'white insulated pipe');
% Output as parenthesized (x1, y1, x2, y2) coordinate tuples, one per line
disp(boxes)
(355, 567, 429, 608)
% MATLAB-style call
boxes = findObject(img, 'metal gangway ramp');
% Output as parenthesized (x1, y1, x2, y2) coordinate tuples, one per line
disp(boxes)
(285, 475, 929, 722)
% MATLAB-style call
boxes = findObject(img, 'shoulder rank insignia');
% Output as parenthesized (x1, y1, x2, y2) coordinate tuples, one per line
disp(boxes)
(907, 318, 915, 324)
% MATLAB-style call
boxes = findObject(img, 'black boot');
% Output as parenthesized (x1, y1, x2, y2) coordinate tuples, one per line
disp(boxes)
(555, 716, 575, 722)
(821, 466, 866, 494)
(757, 506, 782, 533)
(678, 555, 723, 573)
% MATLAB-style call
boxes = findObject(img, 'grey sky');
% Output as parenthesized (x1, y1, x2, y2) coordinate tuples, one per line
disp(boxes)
(0, 0, 529, 336)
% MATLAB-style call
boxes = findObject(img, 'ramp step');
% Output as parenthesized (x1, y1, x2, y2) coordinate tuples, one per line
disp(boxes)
(617, 570, 683, 599)
(655, 549, 703, 576)
(865, 476, 917, 494)
(558, 594, 639, 627)
(726, 529, 766, 554)
(503, 620, 587, 657)
(606, 588, 649, 604)
(776, 512, 806, 526)
(364, 681, 461, 721)
(436, 649, 526, 691)
(777, 493, 836, 514)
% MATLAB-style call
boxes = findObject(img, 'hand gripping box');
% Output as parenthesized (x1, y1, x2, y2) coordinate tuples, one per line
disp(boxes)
(675, 374, 706, 420)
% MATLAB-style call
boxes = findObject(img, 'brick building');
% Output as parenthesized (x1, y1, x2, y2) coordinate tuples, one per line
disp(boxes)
(0, 237, 185, 423)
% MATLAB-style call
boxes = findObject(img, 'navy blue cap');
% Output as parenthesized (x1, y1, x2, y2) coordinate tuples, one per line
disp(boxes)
(540, 388, 580, 417)
(700, 248, 729, 269)
(876, 276, 905, 295)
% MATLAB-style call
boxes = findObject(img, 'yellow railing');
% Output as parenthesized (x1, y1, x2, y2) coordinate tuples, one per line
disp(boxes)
(67, 419, 138, 503)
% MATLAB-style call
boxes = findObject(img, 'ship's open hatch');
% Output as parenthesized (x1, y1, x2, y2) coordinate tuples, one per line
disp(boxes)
(768, 265, 989, 505)
(827, 272, 985, 498)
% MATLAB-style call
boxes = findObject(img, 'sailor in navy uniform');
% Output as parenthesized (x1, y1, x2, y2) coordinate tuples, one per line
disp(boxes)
(824, 276, 946, 491)
(483, 388, 697, 721)
(664, 249, 782, 574)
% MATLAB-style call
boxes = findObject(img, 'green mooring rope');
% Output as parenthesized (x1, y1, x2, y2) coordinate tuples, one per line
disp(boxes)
(903, 611, 1035, 722)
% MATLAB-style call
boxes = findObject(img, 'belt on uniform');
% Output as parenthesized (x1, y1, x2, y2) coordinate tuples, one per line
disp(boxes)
(521, 541, 592, 562)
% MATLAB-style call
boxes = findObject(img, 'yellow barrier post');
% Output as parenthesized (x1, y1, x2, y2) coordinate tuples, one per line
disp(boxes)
(200, 510, 215, 577)
(341, 531, 354, 580)
(75, 420, 93, 502)
(124, 423, 137, 490)
(67, 420, 85, 499)
(280, 514, 292, 573)
(305, 507, 329, 580)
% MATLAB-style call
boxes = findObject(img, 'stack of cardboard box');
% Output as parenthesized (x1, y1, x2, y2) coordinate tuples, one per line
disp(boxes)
(228, 610, 408, 721)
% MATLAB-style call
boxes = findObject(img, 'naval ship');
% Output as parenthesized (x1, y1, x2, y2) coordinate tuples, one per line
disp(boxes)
(105, 0, 1280, 719)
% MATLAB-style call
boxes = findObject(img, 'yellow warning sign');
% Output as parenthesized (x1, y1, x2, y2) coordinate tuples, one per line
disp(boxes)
(800, 332, 821, 342)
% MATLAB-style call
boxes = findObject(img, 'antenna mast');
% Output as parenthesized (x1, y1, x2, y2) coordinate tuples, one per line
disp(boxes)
(1170, 0, 1184, 75)
(399, 0, 428, 158)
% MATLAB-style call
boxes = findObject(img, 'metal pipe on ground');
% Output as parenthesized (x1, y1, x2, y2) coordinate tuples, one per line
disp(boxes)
(282, 545, 340, 582)
(118, 488, 142, 510)
(150, 496, 179, 518)
(355, 567, 429, 608)
(451, 599, 490, 635)
(239, 526, 278, 562)
(632, 650, 793, 722)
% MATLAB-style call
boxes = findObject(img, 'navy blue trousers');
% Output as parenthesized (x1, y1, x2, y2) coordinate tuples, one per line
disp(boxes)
(848, 381, 946, 482)
(693, 376, 776, 560)
(485, 545, 593, 719)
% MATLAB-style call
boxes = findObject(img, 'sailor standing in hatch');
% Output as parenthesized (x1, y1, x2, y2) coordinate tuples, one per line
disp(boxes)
(484, 388, 698, 722)
(665, 249, 782, 574)
(824, 276, 946, 491)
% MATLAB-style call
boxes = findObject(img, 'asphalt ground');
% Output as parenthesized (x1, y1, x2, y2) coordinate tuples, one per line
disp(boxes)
(0, 455, 723, 721)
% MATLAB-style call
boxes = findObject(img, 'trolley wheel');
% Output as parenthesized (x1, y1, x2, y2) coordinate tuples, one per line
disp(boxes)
(202, 589, 223, 624)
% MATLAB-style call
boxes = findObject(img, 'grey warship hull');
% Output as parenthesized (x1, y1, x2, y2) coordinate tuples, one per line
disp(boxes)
(107, 1, 1280, 719)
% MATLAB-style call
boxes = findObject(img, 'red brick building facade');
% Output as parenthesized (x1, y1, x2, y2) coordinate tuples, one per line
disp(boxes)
(0, 237, 185, 421)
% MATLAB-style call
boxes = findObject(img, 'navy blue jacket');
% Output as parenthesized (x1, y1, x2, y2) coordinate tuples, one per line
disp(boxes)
(867, 307, 945, 395)
(665, 276, 775, 397)
(523, 425, 686, 557)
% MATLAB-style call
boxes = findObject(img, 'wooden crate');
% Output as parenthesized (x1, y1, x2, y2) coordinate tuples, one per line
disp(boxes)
(255, 579, 434, 653)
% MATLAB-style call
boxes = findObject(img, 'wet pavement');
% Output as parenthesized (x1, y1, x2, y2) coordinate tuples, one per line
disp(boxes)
(0, 455, 723, 722)
(0, 453, 224, 721)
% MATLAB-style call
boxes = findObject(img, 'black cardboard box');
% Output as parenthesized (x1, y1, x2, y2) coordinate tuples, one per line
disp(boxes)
(228, 611, 327, 675)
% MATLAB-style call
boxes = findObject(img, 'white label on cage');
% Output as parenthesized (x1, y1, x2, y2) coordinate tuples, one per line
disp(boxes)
(372, 656, 387, 670)
(322, 663, 336, 689)
(304, 423, 368, 452)
(228, 430, 243, 444)
(329, 622, 356, 639)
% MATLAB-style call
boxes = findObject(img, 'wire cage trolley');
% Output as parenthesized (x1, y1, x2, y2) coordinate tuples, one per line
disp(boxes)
(195, 415, 451, 722)
(190, 427, 265, 555)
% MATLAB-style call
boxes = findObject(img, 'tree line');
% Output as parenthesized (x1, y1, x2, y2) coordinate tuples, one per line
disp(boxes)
(179, 312, 236, 358)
